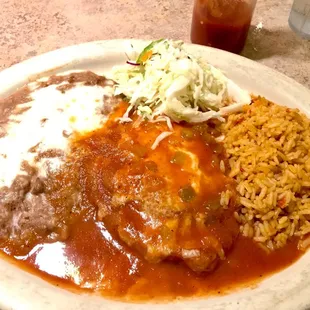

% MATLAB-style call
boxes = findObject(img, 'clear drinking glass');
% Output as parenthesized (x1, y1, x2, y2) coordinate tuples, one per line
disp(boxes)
(191, 0, 257, 54)
(289, 0, 310, 39)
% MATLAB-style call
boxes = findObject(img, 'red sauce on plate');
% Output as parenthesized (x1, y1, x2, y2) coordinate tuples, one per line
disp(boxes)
(2, 218, 301, 300)
(0, 102, 303, 301)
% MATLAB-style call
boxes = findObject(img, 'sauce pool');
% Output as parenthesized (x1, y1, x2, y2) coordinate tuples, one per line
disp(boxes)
(2, 216, 302, 301)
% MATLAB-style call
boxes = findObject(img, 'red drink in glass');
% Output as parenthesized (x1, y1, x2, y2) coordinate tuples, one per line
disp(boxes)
(191, 0, 257, 54)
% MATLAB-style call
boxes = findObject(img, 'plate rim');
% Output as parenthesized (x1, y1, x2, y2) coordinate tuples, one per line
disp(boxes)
(1, 38, 309, 94)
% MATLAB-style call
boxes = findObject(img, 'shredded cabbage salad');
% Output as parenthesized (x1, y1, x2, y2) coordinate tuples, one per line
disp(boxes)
(112, 39, 249, 124)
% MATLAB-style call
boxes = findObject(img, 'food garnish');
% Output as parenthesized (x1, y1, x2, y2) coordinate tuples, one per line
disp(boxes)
(112, 39, 251, 125)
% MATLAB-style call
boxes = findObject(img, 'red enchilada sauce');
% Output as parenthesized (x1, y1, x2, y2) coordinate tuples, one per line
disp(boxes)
(0, 102, 302, 300)
(2, 220, 301, 300)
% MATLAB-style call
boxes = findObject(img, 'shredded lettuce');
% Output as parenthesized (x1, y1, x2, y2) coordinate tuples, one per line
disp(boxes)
(113, 39, 249, 123)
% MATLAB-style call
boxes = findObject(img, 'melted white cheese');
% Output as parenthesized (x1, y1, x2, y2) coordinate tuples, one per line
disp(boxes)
(173, 147, 202, 193)
(0, 81, 112, 187)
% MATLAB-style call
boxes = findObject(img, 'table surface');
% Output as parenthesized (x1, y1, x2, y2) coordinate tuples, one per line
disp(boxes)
(0, 0, 309, 89)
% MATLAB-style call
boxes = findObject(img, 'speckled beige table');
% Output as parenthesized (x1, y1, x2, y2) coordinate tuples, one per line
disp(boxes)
(0, 0, 309, 88)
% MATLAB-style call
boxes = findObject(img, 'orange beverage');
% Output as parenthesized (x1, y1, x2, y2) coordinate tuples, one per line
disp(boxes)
(191, 0, 257, 54)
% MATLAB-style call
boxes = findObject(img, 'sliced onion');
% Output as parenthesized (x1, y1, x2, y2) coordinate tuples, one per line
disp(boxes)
(151, 131, 172, 150)
(126, 60, 140, 66)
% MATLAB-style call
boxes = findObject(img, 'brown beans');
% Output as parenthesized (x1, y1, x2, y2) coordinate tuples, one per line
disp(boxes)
(31, 178, 45, 195)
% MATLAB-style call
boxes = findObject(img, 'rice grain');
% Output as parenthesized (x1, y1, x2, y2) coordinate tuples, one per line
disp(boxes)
(221, 97, 310, 250)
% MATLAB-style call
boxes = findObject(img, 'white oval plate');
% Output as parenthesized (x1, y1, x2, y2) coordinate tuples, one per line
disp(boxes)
(0, 40, 310, 310)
